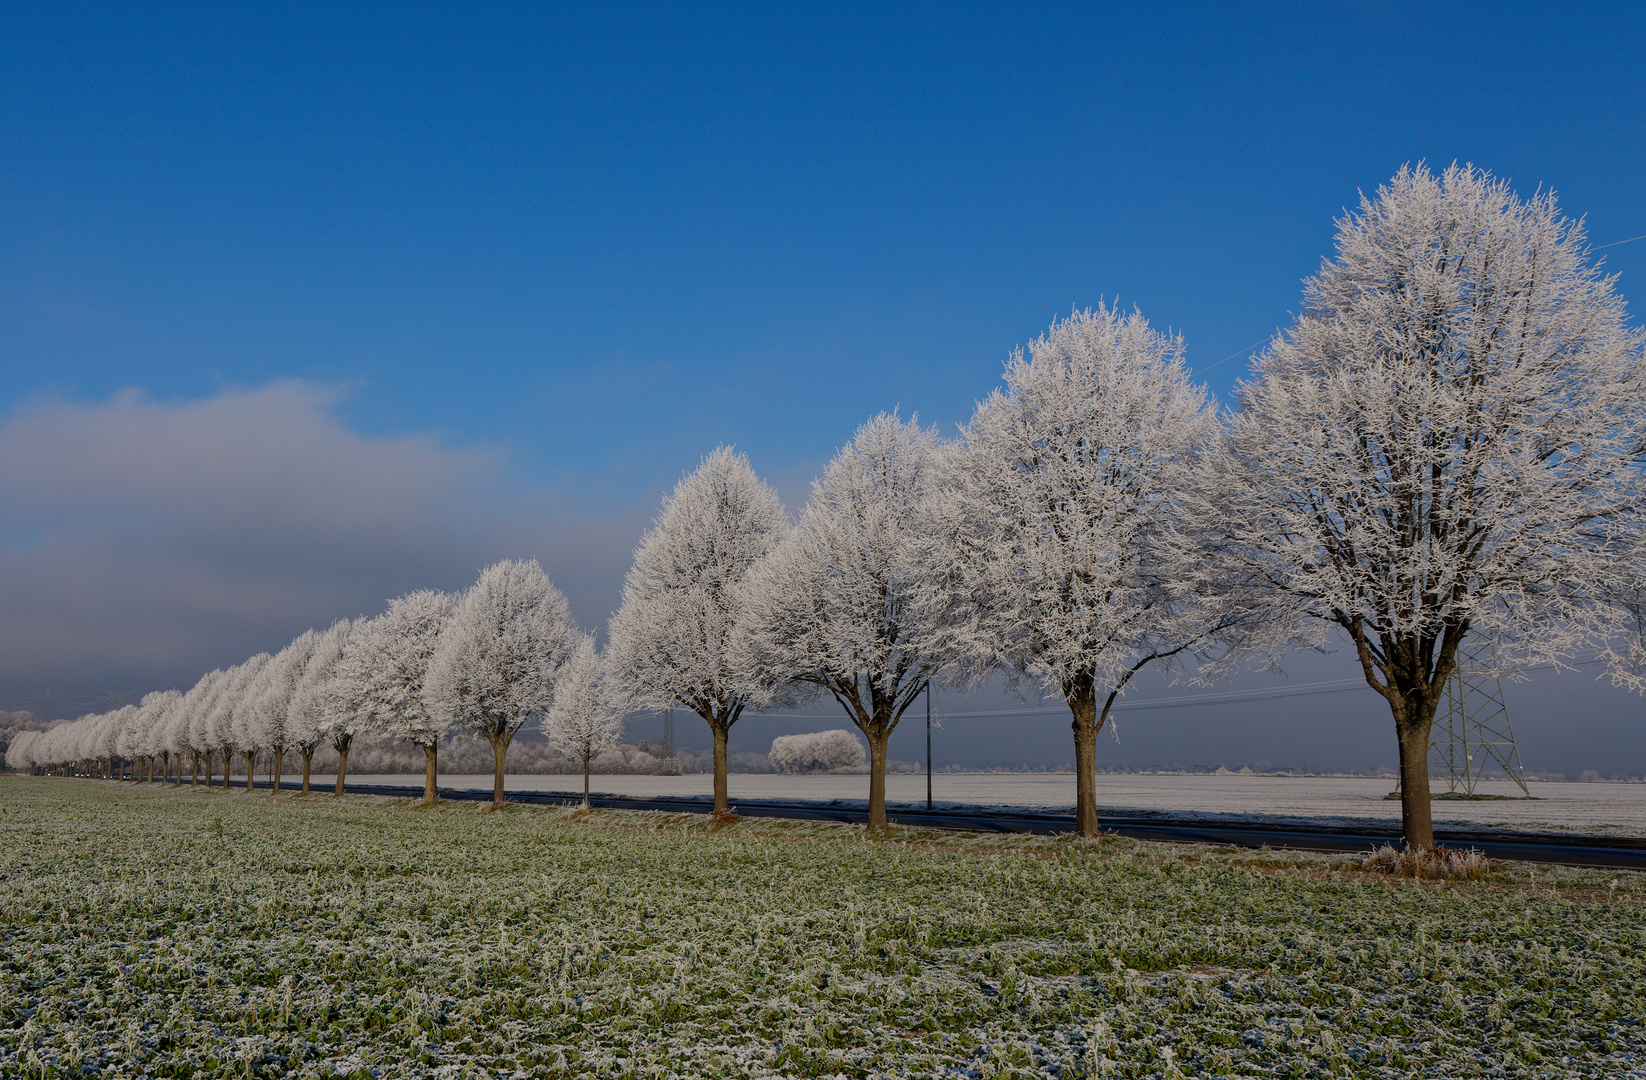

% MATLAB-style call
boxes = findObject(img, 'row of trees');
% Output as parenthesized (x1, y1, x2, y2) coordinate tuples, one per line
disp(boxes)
(8, 562, 625, 807)
(10, 164, 1646, 849)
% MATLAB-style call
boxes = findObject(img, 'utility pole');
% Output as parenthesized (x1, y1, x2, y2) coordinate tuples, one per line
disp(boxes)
(926, 684, 933, 810)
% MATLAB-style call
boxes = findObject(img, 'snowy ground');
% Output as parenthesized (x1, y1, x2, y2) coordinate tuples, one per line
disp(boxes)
(293, 771, 1646, 837)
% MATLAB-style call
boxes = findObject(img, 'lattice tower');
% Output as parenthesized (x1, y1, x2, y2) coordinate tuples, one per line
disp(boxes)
(1431, 637, 1530, 796)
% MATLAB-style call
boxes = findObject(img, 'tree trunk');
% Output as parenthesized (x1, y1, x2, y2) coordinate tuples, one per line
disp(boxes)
(335, 745, 350, 795)
(190, 751, 201, 787)
(488, 731, 509, 808)
(243, 752, 256, 792)
(300, 748, 314, 794)
(866, 729, 890, 831)
(271, 748, 284, 794)
(711, 722, 730, 814)
(1062, 673, 1102, 838)
(421, 742, 438, 805)
(204, 751, 213, 789)
(1072, 702, 1100, 839)
(1396, 710, 1437, 851)
(222, 748, 234, 788)
(582, 749, 592, 809)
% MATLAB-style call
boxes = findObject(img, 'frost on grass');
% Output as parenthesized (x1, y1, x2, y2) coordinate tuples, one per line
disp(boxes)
(3, 779, 1645, 1079)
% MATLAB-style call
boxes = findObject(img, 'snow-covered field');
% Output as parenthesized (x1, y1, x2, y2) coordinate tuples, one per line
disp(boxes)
(4, 777, 1644, 1078)
(301, 771, 1646, 836)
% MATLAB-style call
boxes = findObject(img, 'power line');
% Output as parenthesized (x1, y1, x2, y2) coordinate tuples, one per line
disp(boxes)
(1594, 233, 1646, 251)
(1189, 334, 1274, 378)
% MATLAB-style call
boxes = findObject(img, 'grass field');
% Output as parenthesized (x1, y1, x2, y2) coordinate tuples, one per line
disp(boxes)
(2, 778, 1644, 1078)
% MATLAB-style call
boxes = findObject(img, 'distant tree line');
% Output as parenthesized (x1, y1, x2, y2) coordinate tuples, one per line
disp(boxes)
(9, 165, 1645, 850)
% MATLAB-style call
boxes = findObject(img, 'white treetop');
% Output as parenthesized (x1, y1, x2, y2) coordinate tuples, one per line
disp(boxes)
(934, 304, 1233, 836)
(737, 413, 952, 830)
(543, 634, 625, 806)
(607, 446, 789, 812)
(1219, 163, 1646, 849)
(426, 559, 581, 806)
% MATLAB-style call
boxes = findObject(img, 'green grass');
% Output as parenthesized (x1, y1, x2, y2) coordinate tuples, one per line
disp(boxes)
(2, 778, 1644, 1078)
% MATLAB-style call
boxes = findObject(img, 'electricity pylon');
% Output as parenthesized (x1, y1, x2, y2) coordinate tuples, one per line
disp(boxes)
(1430, 637, 1530, 796)
(658, 709, 682, 775)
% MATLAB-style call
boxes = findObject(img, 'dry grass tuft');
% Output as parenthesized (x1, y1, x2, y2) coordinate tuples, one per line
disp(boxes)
(1361, 842, 1491, 880)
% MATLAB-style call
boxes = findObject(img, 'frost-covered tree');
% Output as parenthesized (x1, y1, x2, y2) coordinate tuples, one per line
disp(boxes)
(0, 711, 43, 772)
(111, 704, 144, 781)
(935, 305, 1240, 837)
(90, 711, 122, 779)
(247, 630, 321, 794)
(227, 654, 274, 791)
(287, 619, 354, 794)
(160, 682, 204, 785)
(185, 669, 229, 788)
(738, 414, 954, 830)
(132, 692, 178, 783)
(769, 729, 866, 774)
(146, 690, 186, 785)
(5, 728, 40, 773)
(608, 447, 789, 813)
(337, 590, 456, 804)
(543, 635, 625, 808)
(1220, 163, 1646, 850)
(427, 560, 581, 807)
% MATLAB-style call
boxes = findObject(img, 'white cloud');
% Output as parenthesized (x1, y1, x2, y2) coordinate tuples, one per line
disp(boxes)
(0, 382, 645, 701)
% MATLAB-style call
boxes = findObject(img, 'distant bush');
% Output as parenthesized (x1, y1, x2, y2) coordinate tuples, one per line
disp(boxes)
(769, 729, 867, 774)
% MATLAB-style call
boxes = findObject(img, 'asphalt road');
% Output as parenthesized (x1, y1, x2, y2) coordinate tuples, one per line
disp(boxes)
(256, 777, 1646, 870)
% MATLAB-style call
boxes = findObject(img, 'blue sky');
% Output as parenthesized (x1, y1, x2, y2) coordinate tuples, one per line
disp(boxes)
(3, 2, 1644, 773)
